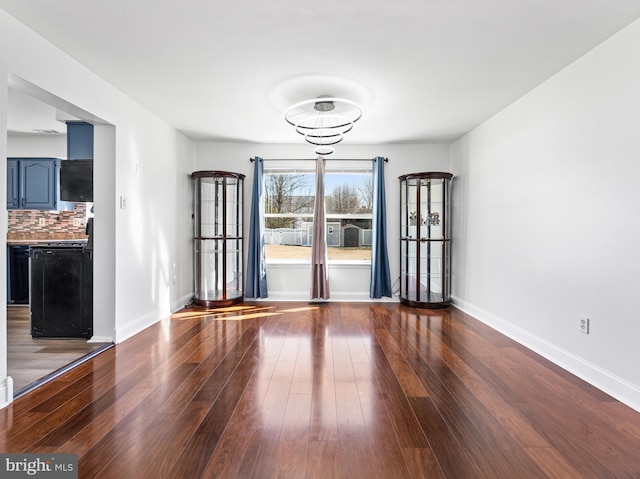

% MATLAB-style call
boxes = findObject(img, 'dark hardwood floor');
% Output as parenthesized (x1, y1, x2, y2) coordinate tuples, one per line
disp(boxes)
(2, 301, 640, 478)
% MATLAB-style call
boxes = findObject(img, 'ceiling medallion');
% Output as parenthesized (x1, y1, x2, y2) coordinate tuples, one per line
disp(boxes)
(284, 97, 362, 155)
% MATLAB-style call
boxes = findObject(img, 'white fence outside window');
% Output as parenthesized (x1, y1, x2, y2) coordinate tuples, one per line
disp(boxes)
(265, 223, 372, 248)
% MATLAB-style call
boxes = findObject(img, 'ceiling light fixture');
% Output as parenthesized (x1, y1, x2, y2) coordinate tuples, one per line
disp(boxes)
(284, 97, 362, 155)
(32, 129, 62, 134)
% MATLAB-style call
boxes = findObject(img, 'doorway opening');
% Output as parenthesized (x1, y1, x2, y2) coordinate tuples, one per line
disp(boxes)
(5, 76, 114, 398)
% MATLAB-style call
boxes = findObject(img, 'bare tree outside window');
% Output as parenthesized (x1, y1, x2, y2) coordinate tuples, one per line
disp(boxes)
(264, 173, 314, 228)
(358, 178, 373, 213)
(326, 183, 360, 214)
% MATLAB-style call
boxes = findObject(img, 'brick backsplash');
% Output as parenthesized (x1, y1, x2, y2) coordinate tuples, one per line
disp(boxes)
(7, 203, 89, 240)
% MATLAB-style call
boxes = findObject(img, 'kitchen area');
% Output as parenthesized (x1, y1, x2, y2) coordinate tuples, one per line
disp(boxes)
(6, 94, 109, 397)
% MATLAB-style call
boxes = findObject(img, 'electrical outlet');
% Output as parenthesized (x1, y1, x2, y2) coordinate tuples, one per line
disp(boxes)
(579, 316, 590, 334)
(73, 218, 83, 226)
(38, 218, 46, 226)
(120, 195, 127, 209)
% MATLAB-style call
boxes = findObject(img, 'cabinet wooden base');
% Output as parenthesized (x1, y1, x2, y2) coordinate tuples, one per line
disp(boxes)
(399, 297, 451, 309)
(193, 296, 244, 308)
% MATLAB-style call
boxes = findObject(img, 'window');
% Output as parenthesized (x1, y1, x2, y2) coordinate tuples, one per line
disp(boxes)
(263, 164, 372, 262)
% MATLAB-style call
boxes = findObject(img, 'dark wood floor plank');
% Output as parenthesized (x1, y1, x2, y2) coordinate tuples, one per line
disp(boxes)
(519, 401, 622, 479)
(331, 333, 356, 383)
(6, 363, 128, 452)
(369, 344, 430, 449)
(157, 327, 250, 414)
(32, 345, 189, 450)
(503, 344, 640, 445)
(473, 348, 637, 478)
(398, 314, 582, 476)
(408, 396, 483, 478)
(167, 330, 263, 478)
(374, 327, 428, 398)
(76, 361, 200, 478)
(352, 360, 413, 478)
(523, 446, 587, 479)
(127, 400, 211, 479)
(74, 317, 233, 478)
(309, 312, 338, 442)
(182, 310, 294, 477)
(335, 380, 375, 479)
(241, 365, 295, 477)
(77, 393, 168, 478)
(409, 310, 632, 479)
(55, 383, 156, 459)
(1, 302, 640, 478)
(398, 306, 577, 477)
(307, 440, 340, 479)
(200, 378, 270, 479)
(272, 392, 313, 478)
(401, 447, 446, 479)
(411, 355, 549, 478)
(191, 320, 260, 403)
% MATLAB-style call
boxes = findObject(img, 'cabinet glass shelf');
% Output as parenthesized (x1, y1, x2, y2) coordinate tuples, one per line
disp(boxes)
(399, 172, 453, 308)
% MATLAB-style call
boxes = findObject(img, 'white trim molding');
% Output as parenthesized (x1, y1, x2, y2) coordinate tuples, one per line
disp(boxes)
(87, 336, 114, 344)
(115, 293, 194, 344)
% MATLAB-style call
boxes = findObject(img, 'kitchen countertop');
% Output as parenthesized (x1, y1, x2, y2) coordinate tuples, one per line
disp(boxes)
(7, 236, 88, 245)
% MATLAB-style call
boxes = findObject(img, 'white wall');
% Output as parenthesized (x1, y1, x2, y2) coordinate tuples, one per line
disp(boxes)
(195, 142, 451, 300)
(7, 133, 66, 158)
(451, 18, 640, 410)
(0, 10, 195, 407)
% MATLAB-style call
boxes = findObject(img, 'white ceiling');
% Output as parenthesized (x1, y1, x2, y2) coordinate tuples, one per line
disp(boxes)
(2, 1, 640, 145)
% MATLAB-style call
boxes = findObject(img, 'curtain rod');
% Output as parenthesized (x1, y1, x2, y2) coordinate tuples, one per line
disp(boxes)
(249, 157, 388, 162)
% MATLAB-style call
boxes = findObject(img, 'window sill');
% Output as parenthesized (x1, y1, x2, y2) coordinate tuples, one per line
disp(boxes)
(266, 260, 371, 267)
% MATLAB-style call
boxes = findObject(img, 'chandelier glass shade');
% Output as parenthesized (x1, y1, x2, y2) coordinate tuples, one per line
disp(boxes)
(284, 97, 362, 155)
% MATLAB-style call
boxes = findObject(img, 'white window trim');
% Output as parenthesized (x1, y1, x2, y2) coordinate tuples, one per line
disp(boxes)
(263, 163, 373, 266)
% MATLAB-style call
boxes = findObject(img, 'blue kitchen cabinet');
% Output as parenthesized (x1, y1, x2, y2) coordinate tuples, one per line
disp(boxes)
(6, 158, 73, 211)
(66, 122, 94, 160)
(6, 158, 19, 209)
(22, 158, 56, 209)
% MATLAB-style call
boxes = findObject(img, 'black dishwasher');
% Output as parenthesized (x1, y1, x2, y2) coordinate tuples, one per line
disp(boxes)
(30, 244, 93, 339)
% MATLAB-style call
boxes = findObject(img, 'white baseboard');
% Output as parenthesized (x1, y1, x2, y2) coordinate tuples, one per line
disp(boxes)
(114, 309, 160, 344)
(451, 295, 640, 413)
(0, 376, 13, 410)
(252, 292, 309, 302)
(115, 293, 195, 344)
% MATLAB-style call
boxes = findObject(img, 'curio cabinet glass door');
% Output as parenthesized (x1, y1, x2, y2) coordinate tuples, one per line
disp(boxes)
(399, 172, 452, 308)
(192, 171, 245, 307)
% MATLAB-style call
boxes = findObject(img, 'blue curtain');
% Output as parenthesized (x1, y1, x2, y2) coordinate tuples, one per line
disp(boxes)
(246, 157, 268, 298)
(370, 156, 392, 298)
